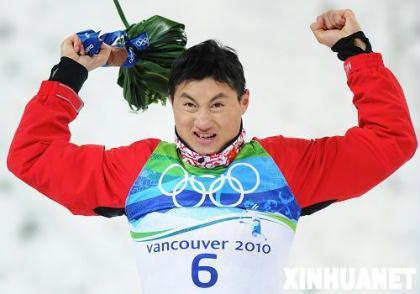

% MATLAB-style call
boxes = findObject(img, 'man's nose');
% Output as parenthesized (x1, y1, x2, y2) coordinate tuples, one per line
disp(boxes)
(194, 109, 213, 131)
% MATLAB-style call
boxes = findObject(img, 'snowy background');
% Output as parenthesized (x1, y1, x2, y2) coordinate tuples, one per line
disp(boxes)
(0, 0, 419, 293)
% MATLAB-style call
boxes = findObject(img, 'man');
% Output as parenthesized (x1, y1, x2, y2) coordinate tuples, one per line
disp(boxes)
(7, 9, 417, 293)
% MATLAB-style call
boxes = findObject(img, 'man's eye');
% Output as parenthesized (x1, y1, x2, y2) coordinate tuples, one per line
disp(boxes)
(212, 102, 224, 108)
(184, 102, 196, 108)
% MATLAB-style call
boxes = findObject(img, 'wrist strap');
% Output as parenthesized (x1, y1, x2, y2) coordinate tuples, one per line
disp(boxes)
(48, 57, 88, 93)
(331, 31, 373, 61)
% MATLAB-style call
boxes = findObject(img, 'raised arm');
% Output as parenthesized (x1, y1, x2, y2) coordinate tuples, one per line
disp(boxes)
(256, 10, 417, 214)
(7, 35, 160, 216)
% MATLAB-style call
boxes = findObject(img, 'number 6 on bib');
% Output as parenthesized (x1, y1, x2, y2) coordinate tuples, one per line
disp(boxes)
(191, 253, 218, 288)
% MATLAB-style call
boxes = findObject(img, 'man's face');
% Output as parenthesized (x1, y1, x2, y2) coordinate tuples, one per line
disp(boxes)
(171, 78, 249, 155)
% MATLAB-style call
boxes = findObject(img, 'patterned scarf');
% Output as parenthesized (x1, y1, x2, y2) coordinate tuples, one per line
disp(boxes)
(175, 128, 246, 168)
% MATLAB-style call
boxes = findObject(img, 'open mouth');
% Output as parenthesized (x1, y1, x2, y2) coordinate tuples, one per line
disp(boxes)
(193, 132, 216, 142)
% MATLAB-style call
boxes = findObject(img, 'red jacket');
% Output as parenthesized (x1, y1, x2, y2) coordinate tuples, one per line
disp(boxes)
(7, 53, 417, 216)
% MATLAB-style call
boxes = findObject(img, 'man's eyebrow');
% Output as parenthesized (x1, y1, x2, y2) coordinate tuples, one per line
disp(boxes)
(179, 93, 197, 102)
(179, 92, 228, 102)
(209, 93, 228, 102)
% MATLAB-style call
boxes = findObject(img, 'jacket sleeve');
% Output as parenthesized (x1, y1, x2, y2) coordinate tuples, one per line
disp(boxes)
(256, 53, 417, 213)
(7, 80, 160, 216)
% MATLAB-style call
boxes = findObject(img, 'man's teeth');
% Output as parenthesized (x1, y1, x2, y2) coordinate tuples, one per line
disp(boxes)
(195, 132, 216, 139)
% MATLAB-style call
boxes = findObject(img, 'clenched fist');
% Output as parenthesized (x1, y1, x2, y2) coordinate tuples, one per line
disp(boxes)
(60, 34, 112, 72)
(310, 9, 366, 50)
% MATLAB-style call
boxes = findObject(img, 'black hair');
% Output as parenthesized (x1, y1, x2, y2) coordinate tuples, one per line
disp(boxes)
(168, 39, 246, 99)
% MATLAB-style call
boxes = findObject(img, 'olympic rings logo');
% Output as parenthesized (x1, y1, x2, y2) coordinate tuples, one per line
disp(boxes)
(135, 37, 148, 47)
(158, 163, 260, 208)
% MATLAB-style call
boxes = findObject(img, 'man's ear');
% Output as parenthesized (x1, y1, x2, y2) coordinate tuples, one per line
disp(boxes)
(239, 89, 250, 114)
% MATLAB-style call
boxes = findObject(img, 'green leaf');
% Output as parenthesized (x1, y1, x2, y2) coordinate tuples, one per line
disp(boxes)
(116, 13, 187, 111)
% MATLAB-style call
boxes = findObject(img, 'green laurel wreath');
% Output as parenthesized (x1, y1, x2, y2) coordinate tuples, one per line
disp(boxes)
(113, 0, 187, 111)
